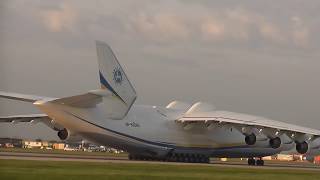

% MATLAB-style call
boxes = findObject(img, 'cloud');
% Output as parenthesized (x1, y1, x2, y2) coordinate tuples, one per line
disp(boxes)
(224, 7, 285, 43)
(130, 13, 189, 41)
(34, 1, 312, 49)
(2, 0, 317, 51)
(293, 28, 309, 47)
(258, 22, 284, 42)
(2, 0, 320, 140)
(291, 16, 309, 47)
(41, 2, 77, 32)
(201, 20, 225, 40)
(225, 7, 252, 24)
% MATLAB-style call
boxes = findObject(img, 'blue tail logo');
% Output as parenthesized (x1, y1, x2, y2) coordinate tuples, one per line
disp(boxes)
(113, 67, 123, 84)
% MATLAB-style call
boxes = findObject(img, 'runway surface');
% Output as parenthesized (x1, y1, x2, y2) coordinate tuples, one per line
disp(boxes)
(0, 151, 319, 171)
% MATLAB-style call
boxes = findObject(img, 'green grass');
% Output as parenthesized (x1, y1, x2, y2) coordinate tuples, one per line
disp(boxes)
(0, 159, 319, 180)
(0, 148, 127, 157)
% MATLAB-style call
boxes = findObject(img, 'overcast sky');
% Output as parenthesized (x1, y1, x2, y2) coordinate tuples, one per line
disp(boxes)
(1, 0, 320, 140)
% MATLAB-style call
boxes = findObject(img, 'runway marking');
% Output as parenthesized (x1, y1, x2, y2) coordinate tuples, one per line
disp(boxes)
(0, 152, 319, 171)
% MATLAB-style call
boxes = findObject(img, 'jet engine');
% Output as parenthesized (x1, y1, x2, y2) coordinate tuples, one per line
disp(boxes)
(303, 140, 320, 163)
(297, 137, 320, 155)
(245, 133, 256, 145)
(296, 141, 309, 154)
(269, 137, 281, 149)
(57, 128, 82, 142)
(57, 128, 69, 140)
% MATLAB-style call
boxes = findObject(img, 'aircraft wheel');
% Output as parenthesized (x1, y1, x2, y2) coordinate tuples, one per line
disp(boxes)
(171, 155, 177, 162)
(204, 157, 210, 163)
(247, 158, 256, 166)
(194, 156, 200, 163)
(199, 156, 209, 163)
(184, 156, 190, 163)
(178, 156, 184, 162)
(189, 156, 194, 163)
(256, 159, 264, 166)
(129, 154, 137, 160)
(200, 157, 206, 163)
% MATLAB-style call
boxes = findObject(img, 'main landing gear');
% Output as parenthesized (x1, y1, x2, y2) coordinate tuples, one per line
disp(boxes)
(247, 157, 264, 166)
(129, 153, 210, 164)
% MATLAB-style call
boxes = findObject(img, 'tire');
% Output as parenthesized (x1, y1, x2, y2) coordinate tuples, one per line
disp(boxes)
(256, 160, 264, 166)
(248, 158, 256, 166)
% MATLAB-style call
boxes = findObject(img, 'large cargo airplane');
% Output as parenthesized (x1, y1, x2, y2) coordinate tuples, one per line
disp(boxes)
(1, 41, 320, 166)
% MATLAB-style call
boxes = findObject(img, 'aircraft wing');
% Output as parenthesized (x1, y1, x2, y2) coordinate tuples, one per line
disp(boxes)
(178, 111, 320, 136)
(0, 114, 64, 131)
(177, 111, 320, 136)
(0, 114, 49, 123)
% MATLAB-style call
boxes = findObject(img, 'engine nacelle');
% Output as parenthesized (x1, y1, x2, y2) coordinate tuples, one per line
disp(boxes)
(290, 137, 320, 155)
(269, 137, 281, 149)
(57, 128, 69, 140)
(301, 137, 320, 156)
(296, 141, 309, 154)
(57, 128, 82, 142)
(245, 133, 256, 145)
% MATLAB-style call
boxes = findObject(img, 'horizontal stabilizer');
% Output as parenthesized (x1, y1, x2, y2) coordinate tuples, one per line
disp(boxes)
(0, 91, 54, 103)
(50, 89, 112, 108)
(46, 42, 137, 119)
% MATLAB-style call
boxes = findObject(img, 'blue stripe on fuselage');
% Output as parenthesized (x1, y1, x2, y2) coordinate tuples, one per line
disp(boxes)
(66, 111, 251, 151)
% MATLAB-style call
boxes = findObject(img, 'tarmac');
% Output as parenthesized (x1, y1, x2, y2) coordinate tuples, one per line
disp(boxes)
(0, 151, 320, 171)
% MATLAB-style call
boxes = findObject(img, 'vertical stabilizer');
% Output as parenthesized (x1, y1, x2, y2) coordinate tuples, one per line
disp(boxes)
(96, 41, 137, 118)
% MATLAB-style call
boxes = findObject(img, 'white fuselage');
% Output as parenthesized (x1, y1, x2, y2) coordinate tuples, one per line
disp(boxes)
(36, 101, 294, 158)
(2, 41, 319, 162)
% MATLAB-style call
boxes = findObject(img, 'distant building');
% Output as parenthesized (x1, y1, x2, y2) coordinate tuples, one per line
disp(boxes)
(314, 156, 320, 164)
(293, 154, 303, 161)
(4, 143, 14, 148)
(220, 158, 228, 162)
(262, 156, 273, 160)
(22, 140, 52, 149)
(23, 140, 42, 149)
(0, 138, 22, 148)
(276, 154, 294, 161)
(64, 144, 81, 151)
(53, 143, 65, 150)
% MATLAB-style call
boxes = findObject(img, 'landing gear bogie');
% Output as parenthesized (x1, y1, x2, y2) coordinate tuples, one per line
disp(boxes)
(256, 159, 264, 166)
(247, 158, 256, 166)
(247, 158, 264, 166)
(128, 153, 210, 164)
